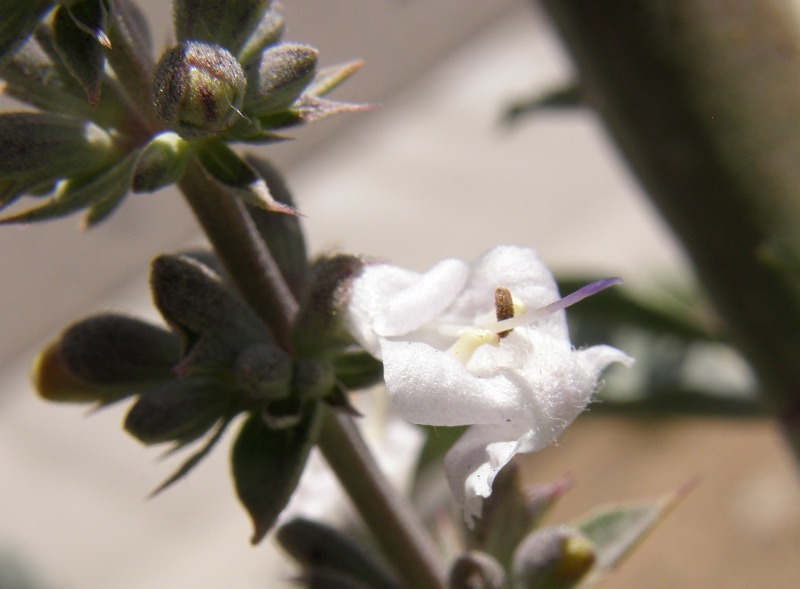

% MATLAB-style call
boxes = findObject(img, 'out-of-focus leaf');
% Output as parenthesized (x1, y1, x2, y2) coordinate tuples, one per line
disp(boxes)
(236, 2, 284, 66)
(232, 405, 321, 544)
(305, 60, 363, 97)
(244, 43, 318, 116)
(573, 483, 694, 587)
(470, 462, 571, 571)
(291, 255, 365, 357)
(104, 0, 154, 109)
(174, 0, 270, 55)
(245, 155, 308, 296)
(0, 0, 52, 68)
(149, 415, 233, 496)
(132, 131, 189, 193)
(332, 351, 384, 392)
(277, 518, 402, 589)
(0, 112, 113, 184)
(124, 377, 235, 445)
(0, 151, 134, 225)
(504, 83, 583, 125)
(258, 95, 372, 131)
(449, 552, 505, 589)
(196, 141, 298, 214)
(52, 1, 108, 104)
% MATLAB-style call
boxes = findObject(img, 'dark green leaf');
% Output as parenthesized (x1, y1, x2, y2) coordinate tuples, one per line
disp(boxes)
(0, 111, 113, 183)
(291, 254, 365, 357)
(59, 313, 180, 385)
(196, 141, 298, 213)
(259, 96, 371, 131)
(232, 406, 321, 544)
(236, 3, 284, 66)
(174, 0, 270, 55)
(0, 0, 52, 68)
(124, 377, 235, 445)
(245, 155, 308, 296)
(503, 83, 583, 125)
(150, 415, 233, 496)
(332, 351, 384, 392)
(52, 2, 107, 104)
(104, 0, 155, 110)
(277, 518, 402, 589)
(0, 151, 134, 225)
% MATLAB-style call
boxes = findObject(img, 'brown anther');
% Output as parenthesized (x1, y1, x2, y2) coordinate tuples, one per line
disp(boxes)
(495, 287, 514, 338)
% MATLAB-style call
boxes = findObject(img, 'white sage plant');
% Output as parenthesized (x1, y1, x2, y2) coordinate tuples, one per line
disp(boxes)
(346, 245, 633, 525)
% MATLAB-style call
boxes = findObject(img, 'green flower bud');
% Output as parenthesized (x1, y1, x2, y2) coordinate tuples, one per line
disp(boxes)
(512, 526, 595, 589)
(132, 131, 189, 193)
(234, 343, 292, 401)
(292, 358, 335, 402)
(449, 552, 505, 589)
(152, 41, 246, 140)
(245, 43, 317, 116)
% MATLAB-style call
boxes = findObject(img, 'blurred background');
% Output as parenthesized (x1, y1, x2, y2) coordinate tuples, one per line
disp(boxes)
(1, 1, 798, 588)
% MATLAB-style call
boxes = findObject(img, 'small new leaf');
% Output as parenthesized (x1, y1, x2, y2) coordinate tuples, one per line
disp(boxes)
(232, 405, 321, 544)
(196, 141, 298, 213)
(52, 1, 107, 104)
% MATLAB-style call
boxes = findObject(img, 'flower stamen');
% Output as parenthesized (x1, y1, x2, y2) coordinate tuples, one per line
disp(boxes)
(484, 277, 622, 334)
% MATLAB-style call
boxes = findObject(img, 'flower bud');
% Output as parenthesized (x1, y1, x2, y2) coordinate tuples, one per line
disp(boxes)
(132, 131, 189, 193)
(245, 43, 317, 116)
(511, 526, 595, 589)
(234, 343, 292, 401)
(449, 552, 505, 589)
(152, 41, 246, 140)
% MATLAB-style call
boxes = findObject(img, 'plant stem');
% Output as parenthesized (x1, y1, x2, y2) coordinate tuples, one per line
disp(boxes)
(176, 165, 446, 588)
(318, 408, 448, 589)
(178, 157, 297, 351)
(541, 0, 800, 463)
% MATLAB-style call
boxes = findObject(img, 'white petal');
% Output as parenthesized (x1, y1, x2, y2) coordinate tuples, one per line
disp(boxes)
(346, 259, 469, 356)
(379, 339, 523, 426)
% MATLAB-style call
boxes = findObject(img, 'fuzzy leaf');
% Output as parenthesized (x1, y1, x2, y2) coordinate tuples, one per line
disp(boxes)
(305, 60, 363, 97)
(52, 1, 108, 104)
(124, 377, 235, 445)
(245, 155, 308, 295)
(196, 140, 298, 213)
(104, 0, 154, 108)
(58, 313, 180, 385)
(291, 254, 365, 356)
(0, 151, 134, 225)
(0, 111, 113, 184)
(258, 95, 371, 130)
(504, 84, 583, 125)
(132, 131, 189, 193)
(173, 0, 270, 55)
(232, 406, 321, 544)
(573, 483, 693, 586)
(0, 0, 52, 68)
(236, 2, 285, 66)
(244, 42, 318, 116)
(277, 518, 402, 589)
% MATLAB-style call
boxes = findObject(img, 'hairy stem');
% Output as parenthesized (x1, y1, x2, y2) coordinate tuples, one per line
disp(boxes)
(178, 157, 296, 350)
(319, 408, 448, 589)
(541, 0, 800, 461)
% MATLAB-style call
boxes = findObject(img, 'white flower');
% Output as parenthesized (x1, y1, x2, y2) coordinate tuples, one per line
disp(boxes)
(345, 245, 633, 526)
